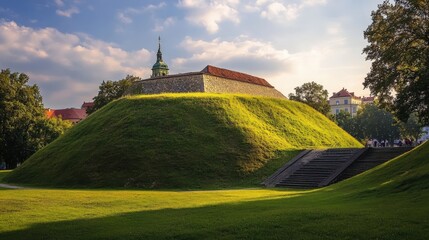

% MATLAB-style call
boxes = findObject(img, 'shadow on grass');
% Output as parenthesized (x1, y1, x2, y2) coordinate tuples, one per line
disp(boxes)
(0, 170, 12, 182)
(1, 193, 426, 240)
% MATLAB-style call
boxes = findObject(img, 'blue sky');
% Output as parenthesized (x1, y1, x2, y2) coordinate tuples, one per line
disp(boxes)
(0, 0, 382, 108)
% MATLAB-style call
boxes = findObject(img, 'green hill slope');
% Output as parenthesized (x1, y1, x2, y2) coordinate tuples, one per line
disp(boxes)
(5, 93, 361, 188)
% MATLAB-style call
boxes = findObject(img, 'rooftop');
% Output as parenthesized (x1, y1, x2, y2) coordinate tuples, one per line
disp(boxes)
(362, 96, 375, 102)
(330, 88, 361, 99)
(46, 108, 87, 121)
(81, 101, 94, 109)
(201, 65, 274, 88)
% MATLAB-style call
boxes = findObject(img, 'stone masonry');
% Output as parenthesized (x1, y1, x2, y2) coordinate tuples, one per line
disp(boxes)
(125, 65, 286, 99)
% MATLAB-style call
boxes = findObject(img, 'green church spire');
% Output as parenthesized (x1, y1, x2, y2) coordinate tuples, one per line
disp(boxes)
(151, 36, 169, 78)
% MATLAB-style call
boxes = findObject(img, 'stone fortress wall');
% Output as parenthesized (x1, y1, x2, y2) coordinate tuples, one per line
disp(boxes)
(203, 75, 285, 99)
(126, 73, 286, 99)
(125, 73, 204, 95)
(137, 39, 285, 99)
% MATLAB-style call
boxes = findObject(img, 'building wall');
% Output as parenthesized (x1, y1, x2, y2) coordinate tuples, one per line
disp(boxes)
(329, 96, 361, 117)
(203, 75, 286, 99)
(125, 74, 205, 95)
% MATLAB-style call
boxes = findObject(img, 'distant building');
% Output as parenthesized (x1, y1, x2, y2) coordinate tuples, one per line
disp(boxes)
(45, 102, 93, 124)
(329, 88, 374, 117)
(126, 38, 285, 99)
(81, 101, 94, 111)
(362, 96, 375, 105)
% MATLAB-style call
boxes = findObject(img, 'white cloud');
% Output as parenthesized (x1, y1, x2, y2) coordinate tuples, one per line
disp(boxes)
(172, 36, 291, 76)
(302, 0, 327, 7)
(175, 36, 290, 63)
(261, 2, 299, 21)
(56, 7, 79, 18)
(153, 17, 176, 32)
(117, 12, 133, 24)
(178, 0, 240, 34)
(256, 0, 327, 22)
(117, 2, 167, 24)
(145, 2, 167, 10)
(178, 0, 205, 8)
(0, 21, 152, 108)
(54, 0, 64, 7)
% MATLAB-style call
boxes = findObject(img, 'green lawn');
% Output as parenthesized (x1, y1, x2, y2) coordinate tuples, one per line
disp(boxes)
(1, 141, 428, 239)
(0, 185, 427, 239)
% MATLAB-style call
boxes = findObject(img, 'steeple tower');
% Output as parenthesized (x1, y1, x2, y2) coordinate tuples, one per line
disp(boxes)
(151, 36, 169, 78)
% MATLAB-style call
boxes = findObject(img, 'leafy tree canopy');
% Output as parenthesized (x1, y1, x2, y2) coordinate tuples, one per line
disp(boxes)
(87, 75, 141, 114)
(288, 81, 331, 116)
(363, 0, 429, 124)
(0, 69, 71, 168)
(357, 104, 401, 141)
(334, 111, 360, 139)
(399, 112, 424, 141)
(336, 104, 401, 143)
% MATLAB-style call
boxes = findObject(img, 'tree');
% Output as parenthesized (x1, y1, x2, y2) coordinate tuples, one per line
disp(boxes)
(0, 69, 71, 168)
(363, 0, 429, 124)
(334, 111, 362, 140)
(356, 104, 401, 142)
(30, 116, 73, 150)
(87, 75, 141, 114)
(399, 112, 424, 141)
(334, 104, 400, 143)
(288, 82, 331, 116)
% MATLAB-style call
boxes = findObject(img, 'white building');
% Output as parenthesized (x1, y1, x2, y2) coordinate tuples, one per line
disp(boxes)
(329, 88, 374, 117)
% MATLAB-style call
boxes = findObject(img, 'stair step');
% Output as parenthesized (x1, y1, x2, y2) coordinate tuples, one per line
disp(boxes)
(264, 147, 413, 189)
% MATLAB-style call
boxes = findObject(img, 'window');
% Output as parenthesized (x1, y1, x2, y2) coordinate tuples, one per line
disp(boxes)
(345, 108, 349, 112)
(336, 109, 339, 114)
(353, 107, 357, 113)
(336, 100, 339, 105)
(344, 99, 349, 104)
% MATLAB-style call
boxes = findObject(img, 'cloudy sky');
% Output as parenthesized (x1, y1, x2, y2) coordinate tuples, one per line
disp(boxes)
(0, 0, 382, 108)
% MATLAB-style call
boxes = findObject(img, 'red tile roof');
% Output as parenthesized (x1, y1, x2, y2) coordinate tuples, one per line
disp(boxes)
(330, 88, 361, 99)
(362, 96, 375, 102)
(201, 65, 274, 88)
(46, 108, 87, 122)
(81, 101, 94, 109)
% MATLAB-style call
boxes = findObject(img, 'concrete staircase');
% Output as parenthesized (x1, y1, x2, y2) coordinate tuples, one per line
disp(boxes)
(263, 148, 365, 188)
(332, 147, 413, 183)
(263, 147, 412, 189)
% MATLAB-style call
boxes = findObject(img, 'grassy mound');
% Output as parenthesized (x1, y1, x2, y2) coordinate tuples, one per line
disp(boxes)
(5, 93, 361, 188)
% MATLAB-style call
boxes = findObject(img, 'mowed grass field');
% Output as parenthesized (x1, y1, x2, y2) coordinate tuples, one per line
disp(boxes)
(1, 141, 429, 239)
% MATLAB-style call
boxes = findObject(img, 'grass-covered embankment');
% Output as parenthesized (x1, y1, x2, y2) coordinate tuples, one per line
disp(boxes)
(5, 93, 361, 188)
(0, 142, 428, 239)
(0, 170, 11, 182)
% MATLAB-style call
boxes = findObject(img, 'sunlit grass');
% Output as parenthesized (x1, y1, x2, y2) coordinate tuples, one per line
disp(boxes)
(0, 142, 428, 239)
(0, 187, 305, 233)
